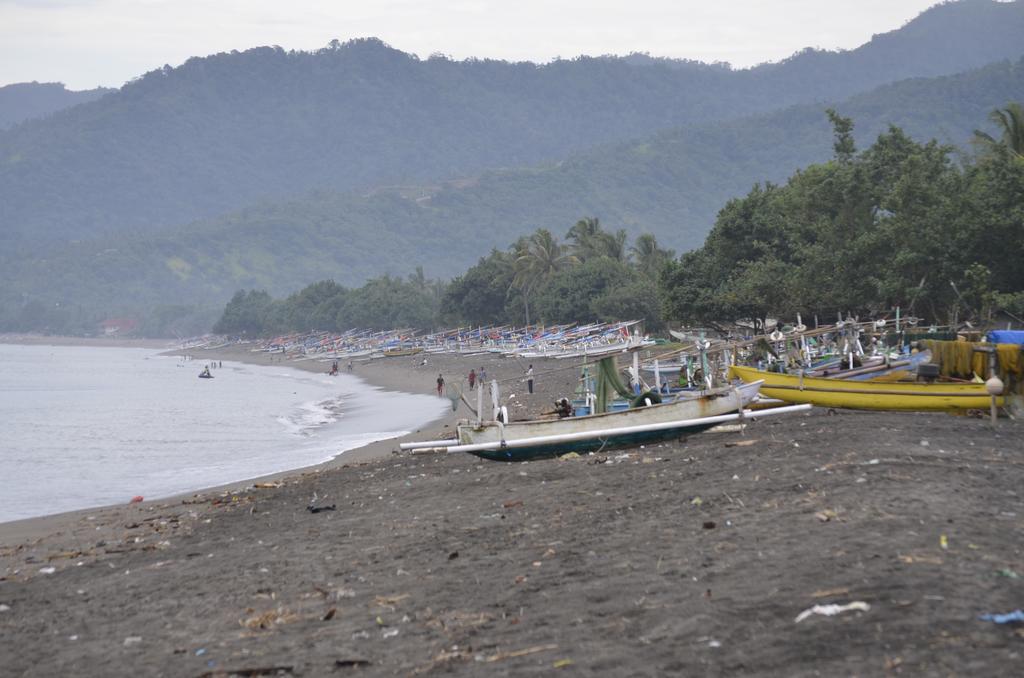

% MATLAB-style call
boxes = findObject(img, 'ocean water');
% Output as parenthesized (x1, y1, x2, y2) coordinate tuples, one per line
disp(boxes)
(0, 344, 448, 524)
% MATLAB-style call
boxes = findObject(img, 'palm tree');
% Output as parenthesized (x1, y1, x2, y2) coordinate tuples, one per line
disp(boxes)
(630, 233, 675, 279)
(973, 103, 1024, 158)
(597, 228, 629, 263)
(566, 217, 603, 262)
(511, 229, 578, 325)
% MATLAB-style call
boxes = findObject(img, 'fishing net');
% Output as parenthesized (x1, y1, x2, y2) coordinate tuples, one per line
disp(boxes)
(594, 356, 635, 414)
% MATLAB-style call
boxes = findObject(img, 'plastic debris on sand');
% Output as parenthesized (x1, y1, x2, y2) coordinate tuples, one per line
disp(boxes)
(795, 601, 870, 623)
(978, 609, 1024, 624)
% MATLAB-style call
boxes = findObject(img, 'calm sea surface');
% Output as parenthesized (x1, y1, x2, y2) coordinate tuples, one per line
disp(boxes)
(0, 344, 448, 523)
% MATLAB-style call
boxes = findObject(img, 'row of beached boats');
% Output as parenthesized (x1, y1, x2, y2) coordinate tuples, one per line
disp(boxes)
(222, 321, 656, 362)
(187, 315, 1019, 463)
(639, 316, 1016, 412)
(729, 365, 1003, 411)
(402, 319, 1020, 462)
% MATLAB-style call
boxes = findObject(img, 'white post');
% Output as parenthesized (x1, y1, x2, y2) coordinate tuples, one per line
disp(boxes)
(632, 351, 640, 393)
(490, 380, 500, 421)
(476, 383, 483, 426)
(654, 359, 661, 394)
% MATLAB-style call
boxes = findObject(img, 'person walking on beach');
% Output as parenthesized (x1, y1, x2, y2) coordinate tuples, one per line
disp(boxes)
(437, 373, 445, 396)
(526, 364, 534, 394)
(480, 366, 487, 384)
(468, 368, 476, 390)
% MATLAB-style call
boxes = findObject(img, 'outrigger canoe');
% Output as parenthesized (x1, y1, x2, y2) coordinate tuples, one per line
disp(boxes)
(437, 380, 764, 461)
(729, 365, 1001, 412)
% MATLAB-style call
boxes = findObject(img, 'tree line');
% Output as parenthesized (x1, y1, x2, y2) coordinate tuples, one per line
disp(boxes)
(216, 105, 1024, 336)
(213, 223, 673, 335)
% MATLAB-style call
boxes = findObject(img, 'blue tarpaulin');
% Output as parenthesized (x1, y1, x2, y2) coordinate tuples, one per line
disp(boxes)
(987, 330, 1024, 345)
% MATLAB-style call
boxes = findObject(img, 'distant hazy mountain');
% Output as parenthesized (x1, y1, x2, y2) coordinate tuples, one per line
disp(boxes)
(1, 0, 1022, 248)
(0, 82, 112, 130)
(5, 56, 1021, 333)
(732, 0, 1024, 99)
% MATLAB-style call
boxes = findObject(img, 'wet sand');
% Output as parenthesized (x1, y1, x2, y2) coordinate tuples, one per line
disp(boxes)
(2, 346, 1023, 675)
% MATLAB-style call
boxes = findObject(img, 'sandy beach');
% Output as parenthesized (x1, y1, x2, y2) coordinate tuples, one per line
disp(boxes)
(2, 343, 1023, 675)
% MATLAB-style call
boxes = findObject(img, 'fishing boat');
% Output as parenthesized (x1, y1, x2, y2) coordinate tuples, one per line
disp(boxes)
(729, 365, 1002, 411)
(437, 380, 763, 461)
(381, 346, 424, 357)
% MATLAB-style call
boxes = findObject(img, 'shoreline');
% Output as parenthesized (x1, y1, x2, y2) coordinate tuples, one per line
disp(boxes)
(0, 340, 567, 544)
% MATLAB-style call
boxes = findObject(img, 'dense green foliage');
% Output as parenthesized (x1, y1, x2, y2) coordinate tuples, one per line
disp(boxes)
(2, 1, 1023, 250)
(222, 222, 672, 334)
(661, 112, 1024, 326)
(0, 82, 111, 130)
(213, 272, 446, 336)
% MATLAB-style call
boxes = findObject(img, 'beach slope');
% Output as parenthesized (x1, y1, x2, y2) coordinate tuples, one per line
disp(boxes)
(2, 393, 1022, 674)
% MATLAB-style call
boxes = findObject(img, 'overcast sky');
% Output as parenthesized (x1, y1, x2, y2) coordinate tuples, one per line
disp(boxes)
(1, 0, 943, 90)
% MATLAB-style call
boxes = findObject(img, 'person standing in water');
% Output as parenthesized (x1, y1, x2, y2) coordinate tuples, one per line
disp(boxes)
(526, 364, 534, 394)
(468, 368, 476, 390)
(436, 373, 445, 396)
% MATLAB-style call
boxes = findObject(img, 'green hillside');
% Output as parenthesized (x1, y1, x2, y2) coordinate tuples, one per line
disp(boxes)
(0, 82, 112, 130)
(1, 1, 1023, 249)
(4, 58, 1022, 334)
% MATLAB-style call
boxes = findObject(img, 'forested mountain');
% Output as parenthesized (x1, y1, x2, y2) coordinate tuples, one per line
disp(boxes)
(4, 57, 1022, 335)
(0, 82, 112, 130)
(213, 108, 1024, 337)
(1, 0, 1022, 249)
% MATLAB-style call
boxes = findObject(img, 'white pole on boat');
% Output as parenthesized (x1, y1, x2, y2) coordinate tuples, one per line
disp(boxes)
(654, 359, 661, 394)
(633, 351, 641, 393)
(477, 382, 483, 427)
(490, 380, 500, 420)
(400, 439, 458, 450)
(423, 404, 812, 455)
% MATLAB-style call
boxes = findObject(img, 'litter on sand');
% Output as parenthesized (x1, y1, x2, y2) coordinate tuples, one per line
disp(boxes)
(307, 503, 336, 513)
(978, 609, 1024, 624)
(483, 644, 558, 663)
(795, 601, 870, 623)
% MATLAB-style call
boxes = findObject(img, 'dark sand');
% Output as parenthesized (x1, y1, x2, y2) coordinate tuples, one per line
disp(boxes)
(2, 345, 1024, 676)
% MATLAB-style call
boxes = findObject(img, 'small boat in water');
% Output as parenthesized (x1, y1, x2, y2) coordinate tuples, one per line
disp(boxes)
(729, 365, 1001, 411)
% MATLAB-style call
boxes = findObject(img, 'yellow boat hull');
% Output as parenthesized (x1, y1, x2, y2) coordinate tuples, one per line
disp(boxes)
(382, 347, 424, 357)
(730, 365, 1002, 411)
